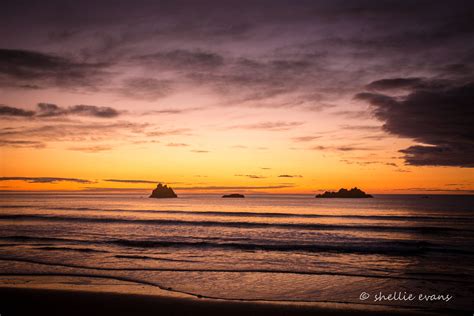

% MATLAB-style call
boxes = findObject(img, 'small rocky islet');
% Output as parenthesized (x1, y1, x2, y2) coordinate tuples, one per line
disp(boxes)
(316, 187, 373, 198)
(149, 183, 178, 198)
(222, 193, 245, 198)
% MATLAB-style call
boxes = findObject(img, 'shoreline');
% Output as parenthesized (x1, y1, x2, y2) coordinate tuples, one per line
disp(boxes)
(0, 285, 452, 316)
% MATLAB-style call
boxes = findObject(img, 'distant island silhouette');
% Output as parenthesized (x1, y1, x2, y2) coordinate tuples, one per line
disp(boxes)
(149, 183, 177, 198)
(316, 187, 373, 198)
(222, 194, 245, 198)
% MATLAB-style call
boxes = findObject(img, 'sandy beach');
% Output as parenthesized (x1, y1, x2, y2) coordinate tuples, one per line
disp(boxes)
(0, 286, 453, 316)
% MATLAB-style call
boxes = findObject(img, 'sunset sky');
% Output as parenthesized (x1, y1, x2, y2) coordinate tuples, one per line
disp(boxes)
(0, 0, 473, 194)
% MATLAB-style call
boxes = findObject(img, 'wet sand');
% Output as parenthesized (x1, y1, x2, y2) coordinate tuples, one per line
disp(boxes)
(0, 287, 449, 316)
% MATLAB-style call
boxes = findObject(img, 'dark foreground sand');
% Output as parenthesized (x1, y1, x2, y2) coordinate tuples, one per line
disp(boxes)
(0, 287, 455, 316)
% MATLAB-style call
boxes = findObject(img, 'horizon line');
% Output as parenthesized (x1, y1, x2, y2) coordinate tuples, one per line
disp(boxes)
(0, 190, 472, 196)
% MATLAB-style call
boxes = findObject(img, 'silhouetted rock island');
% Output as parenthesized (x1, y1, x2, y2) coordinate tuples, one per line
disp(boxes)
(149, 183, 177, 198)
(222, 194, 245, 198)
(316, 187, 373, 198)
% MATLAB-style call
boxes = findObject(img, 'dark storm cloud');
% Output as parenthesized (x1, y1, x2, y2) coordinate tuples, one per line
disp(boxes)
(399, 145, 474, 167)
(0, 49, 110, 89)
(36, 103, 121, 118)
(356, 79, 474, 167)
(0, 105, 35, 117)
(439, 63, 473, 76)
(366, 78, 424, 91)
(118, 77, 173, 100)
(186, 57, 329, 108)
(0, 49, 72, 79)
(0, 103, 121, 119)
(365, 78, 455, 92)
(0, 177, 92, 184)
(135, 49, 224, 70)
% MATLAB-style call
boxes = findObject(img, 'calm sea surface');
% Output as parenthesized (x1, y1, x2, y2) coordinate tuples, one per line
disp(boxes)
(0, 194, 473, 312)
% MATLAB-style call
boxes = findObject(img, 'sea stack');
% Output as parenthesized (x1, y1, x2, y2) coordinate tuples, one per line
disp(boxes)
(149, 183, 178, 198)
(222, 193, 245, 198)
(316, 187, 373, 198)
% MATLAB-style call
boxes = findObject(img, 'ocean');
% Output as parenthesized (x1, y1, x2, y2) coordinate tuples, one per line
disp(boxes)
(0, 194, 473, 313)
